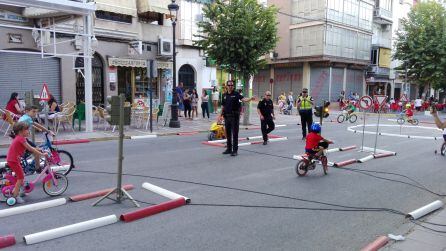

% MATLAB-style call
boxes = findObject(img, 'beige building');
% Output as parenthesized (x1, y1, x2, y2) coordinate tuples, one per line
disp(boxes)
(0, 0, 216, 108)
(253, 0, 375, 103)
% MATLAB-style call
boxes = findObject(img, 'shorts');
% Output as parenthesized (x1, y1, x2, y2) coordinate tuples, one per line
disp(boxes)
(305, 149, 318, 155)
(7, 161, 24, 180)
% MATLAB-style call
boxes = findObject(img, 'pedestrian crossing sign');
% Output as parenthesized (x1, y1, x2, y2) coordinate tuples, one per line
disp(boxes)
(39, 83, 51, 101)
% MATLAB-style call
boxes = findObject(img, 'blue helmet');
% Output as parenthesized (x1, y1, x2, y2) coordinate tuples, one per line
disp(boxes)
(311, 123, 321, 133)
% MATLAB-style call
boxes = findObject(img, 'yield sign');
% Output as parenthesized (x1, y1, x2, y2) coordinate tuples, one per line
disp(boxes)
(359, 95, 373, 110)
(374, 95, 387, 107)
(40, 83, 51, 101)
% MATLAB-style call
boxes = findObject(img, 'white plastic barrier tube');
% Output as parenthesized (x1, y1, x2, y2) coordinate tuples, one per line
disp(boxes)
(246, 136, 263, 140)
(276, 124, 287, 127)
(293, 155, 303, 160)
(406, 200, 444, 220)
(130, 135, 157, 140)
(142, 182, 190, 203)
(268, 137, 288, 142)
(0, 198, 67, 218)
(361, 147, 395, 155)
(327, 148, 340, 153)
(358, 155, 374, 163)
(237, 142, 252, 147)
(24, 215, 118, 245)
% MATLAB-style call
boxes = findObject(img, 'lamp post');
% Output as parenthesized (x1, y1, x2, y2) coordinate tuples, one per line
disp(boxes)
(168, 0, 180, 128)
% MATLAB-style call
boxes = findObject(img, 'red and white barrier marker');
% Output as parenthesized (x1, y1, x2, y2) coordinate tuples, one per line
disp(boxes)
(23, 215, 119, 245)
(373, 153, 396, 159)
(334, 159, 357, 167)
(358, 155, 374, 163)
(69, 184, 134, 202)
(201, 141, 225, 147)
(130, 135, 157, 140)
(177, 132, 198, 136)
(120, 198, 186, 223)
(0, 198, 67, 218)
(327, 148, 340, 153)
(52, 139, 90, 145)
(0, 235, 16, 249)
(142, 182, 190, 203)
(339, 145, 356, 151)
(361, 236, 389, 251)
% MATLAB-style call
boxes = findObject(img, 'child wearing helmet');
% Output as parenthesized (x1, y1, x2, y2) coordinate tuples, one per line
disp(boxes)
(305, 123, 332, 159)
(405, 103, 414, 122)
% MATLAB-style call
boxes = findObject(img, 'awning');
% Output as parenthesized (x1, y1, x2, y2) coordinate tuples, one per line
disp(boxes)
(23, 7, 66, 18)
(137, 0, 170, 15)
(108, 58, 147, 68)
(96, 0, 137, 16)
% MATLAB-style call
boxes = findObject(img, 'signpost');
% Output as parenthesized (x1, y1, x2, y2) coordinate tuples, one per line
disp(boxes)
(39, 83, 51, 130)
(373, 95, 388, 154)
(359, 95, 373, 151)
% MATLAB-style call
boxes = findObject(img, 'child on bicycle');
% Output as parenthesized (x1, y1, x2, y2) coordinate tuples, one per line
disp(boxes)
(404, 103, 414, 123)
(345, 101, 356, 115)
(305, 123, 332, 160)
(18, 105, 54, 172)
(6, 122, 47, 204)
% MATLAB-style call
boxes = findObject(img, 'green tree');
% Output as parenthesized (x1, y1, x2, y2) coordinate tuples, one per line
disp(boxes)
(394, 1, 446, 92)
(195, 0, 278, 125)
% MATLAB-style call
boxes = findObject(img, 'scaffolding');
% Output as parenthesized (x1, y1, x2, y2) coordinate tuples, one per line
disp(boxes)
(0, 0, 96, 132)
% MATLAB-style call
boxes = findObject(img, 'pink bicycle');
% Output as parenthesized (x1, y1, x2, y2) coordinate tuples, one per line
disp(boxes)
(0, 154, 68, 206)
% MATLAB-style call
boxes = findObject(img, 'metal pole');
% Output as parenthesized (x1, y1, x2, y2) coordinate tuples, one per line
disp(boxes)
(83, 14, 93, 132)
(149, 84, 153, 133)
(117, 94, 125, 203)
(373, 109, 381, 154)
(361, 109, 366, 151)
(168, 17, 180, 128)
(30, 90, 35, 144)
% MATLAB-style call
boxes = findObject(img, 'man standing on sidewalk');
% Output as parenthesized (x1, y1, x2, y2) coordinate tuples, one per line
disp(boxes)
(257, 91, 275, 145)
(220, 80, 254, 156)
(297, 88, 314, 140)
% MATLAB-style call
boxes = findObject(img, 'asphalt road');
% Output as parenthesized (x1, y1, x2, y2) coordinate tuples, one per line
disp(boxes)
(1, 115, 446, 251)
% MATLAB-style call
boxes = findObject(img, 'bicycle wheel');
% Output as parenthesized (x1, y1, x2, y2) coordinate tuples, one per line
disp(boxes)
(349, 114, 357, 123)
(441, 142, 446, 156)
(52, 150, 74, 176)
(43, 173, 68, 196)
(295, 160, 308, 177)
(397, 118, 405, 125)
(320, 156, 328, 175)
(336, 114, 345, 123)
(208, 132, 216, 141)
(412, 119, 419, 126)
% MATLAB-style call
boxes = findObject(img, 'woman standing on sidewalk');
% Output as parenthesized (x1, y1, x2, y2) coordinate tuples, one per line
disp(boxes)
(212, 86, 219, 114)
(191, 89, 199, 120)
(201, 89, 210, 120)
(183, 89, 192, 119)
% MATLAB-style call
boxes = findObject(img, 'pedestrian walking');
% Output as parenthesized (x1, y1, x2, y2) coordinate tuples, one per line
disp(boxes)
(415, 97, 423, 111)
(201, 89, 210, 120)
(257, 91, 275, 145)
(220, 80, 254, 156)
(212, 86, 219, 114)
(297, 88, 314, 140)
(176, 82, 184, 117)
(287, 91, 294, 114)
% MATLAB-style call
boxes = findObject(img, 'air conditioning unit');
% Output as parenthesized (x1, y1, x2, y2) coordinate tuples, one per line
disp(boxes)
(158, 37, 172, 56)
(74, 35, 82, 50)
(128, 41, 143, 55)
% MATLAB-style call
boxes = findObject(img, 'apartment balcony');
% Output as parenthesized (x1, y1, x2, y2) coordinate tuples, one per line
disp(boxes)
(373, 7, 392, 25)
(366, 65, 390, 77)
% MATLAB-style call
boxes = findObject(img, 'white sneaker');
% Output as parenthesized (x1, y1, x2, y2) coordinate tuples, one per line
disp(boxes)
(15, 196, 25, 204)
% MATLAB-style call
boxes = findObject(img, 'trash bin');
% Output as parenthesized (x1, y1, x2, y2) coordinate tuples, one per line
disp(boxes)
(73, 103, 85, 131)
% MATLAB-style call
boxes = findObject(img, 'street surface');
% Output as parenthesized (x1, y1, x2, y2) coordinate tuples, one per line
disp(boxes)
(1, 113, 446, 250)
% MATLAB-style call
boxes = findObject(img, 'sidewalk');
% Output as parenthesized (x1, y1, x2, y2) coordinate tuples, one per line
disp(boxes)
(383, 207, 446, 251)
(0, 105, 301, 148)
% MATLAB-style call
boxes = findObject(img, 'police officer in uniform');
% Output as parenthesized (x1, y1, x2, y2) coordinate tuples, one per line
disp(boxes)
(220, 80, 254, 156)
(257, 91, 275, 145)
(297, 88, 314, 140)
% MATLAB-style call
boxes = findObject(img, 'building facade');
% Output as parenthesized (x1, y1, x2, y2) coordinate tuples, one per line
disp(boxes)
(0, 0, 215, 109)
(253, 0, 375, 104)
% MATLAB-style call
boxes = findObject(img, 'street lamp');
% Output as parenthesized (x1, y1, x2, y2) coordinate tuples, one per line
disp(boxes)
(168, 0, 180, 128)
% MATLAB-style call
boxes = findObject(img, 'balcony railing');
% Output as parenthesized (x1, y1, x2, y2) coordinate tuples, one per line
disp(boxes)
(373, 7, 392, 25)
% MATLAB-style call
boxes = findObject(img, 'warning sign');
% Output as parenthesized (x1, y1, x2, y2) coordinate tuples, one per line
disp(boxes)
(359, 96, 373, 110)
(374, 95, 387, 107)
(400, 94, 408, 102)
(39, 83, 51, 101)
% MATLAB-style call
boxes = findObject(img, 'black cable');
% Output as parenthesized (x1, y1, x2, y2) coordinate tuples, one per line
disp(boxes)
(72, 169, 404, 216)
(410, 220, 446, 234)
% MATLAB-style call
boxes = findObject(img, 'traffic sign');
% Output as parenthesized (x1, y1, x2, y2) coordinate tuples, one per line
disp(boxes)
(39, 83, 51, 101)
(359, 95, 373, 110)
(374, 95, 387, 107)
(400, 94, 408, 102)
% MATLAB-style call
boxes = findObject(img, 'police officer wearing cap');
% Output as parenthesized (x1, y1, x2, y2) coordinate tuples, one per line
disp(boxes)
(257, 91, 275, 145)
(297, 88, 314, 140)
(220, 80, 254, 156)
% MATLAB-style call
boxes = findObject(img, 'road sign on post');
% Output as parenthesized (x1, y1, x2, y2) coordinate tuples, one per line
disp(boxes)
(39, 83, 51, 101)
(400, 94, 408, 102)
(359, 95, 373, 110)
(374, 95, 388, 108)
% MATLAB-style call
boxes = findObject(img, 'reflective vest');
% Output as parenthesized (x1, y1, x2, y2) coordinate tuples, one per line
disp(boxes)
(299, 96, 312, 110)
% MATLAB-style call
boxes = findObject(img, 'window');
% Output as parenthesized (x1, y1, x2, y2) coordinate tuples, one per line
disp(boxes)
(138, 12, 164, 25)
(371, 49, 378, 64)
(95, 10, 132, 24)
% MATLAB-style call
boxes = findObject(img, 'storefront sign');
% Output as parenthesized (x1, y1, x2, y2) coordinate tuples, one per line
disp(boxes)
(157, 61, 173, 69)
(378, 48, 391, 68)
(0, 11, 28, 23)
(109, 72, 117, 83)
(108, 58, 147, 68)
